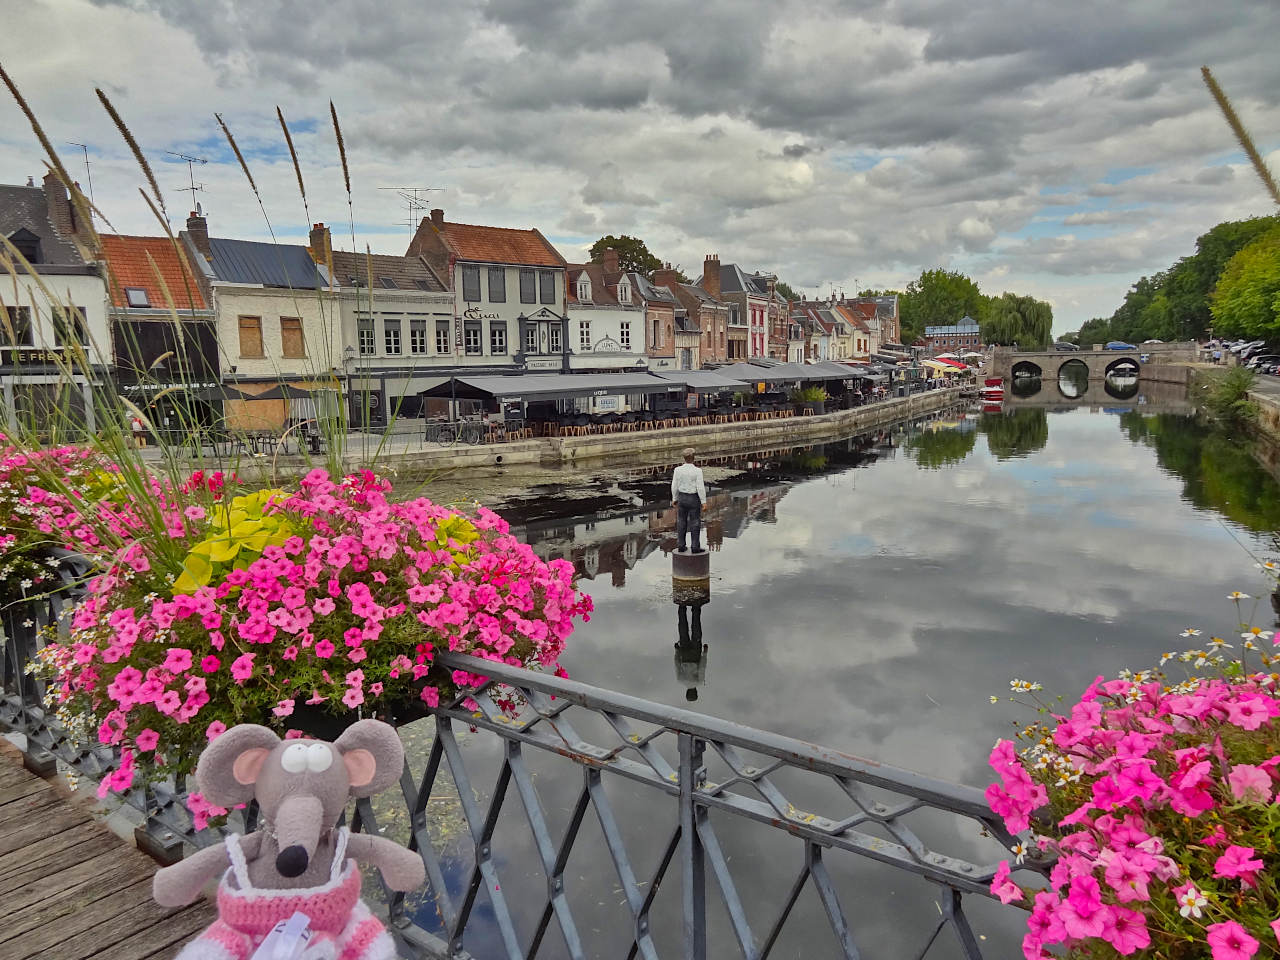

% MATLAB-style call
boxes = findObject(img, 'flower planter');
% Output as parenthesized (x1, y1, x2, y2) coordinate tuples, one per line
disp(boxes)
(793, 400, 826, 416)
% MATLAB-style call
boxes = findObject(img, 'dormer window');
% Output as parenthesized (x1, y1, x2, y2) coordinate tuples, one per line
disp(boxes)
(576, 276, 591, 302)
(617, 279, 630, 304)
(124, 287, 150, 308)
(9, 228, 41, 264)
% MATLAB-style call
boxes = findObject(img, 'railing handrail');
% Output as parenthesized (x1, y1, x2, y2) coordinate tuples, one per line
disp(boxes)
(437, 650, 993, 817)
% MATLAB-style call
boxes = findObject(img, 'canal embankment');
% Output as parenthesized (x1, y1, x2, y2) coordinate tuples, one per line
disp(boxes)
(223, 386, 969, 481)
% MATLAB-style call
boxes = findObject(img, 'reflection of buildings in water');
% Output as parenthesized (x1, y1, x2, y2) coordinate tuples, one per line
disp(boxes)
(674, 600, 708, 702)
(648, 484, 790, 551)
(518, 511, 660, 588)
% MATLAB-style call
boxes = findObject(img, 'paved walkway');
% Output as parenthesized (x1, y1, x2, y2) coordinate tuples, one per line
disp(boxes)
(0, 743, 215, 960)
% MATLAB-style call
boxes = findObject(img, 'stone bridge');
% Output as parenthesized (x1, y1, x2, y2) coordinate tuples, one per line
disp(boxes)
(989, 342, 1197, 383)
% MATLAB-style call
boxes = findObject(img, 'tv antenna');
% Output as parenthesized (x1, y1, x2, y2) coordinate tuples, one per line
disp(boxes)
(378, 186, 443, 239)
(66, 142, 95, 208)
(166, 151, 208, 208)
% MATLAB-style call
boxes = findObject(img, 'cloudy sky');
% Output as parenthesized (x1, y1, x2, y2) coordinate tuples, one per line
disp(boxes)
(2, 0, 1278, 333)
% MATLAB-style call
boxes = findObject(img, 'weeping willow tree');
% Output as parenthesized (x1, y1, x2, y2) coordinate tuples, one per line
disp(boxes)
(981, 293, 1053, 350)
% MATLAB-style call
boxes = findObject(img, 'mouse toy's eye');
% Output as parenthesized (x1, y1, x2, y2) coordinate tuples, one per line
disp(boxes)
(281, 742, 310, 773)
(306, 742, 333, 772)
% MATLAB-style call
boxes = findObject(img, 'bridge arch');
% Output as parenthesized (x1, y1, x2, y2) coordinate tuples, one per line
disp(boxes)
(1011, 360, 1043, 379)
(1105, 357, 1140, 378)
(1057, 358, 1090, 399)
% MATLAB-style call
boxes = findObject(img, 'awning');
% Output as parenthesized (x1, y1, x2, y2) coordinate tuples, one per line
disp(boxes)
(251, 383, 341, 400)
(651, 370, 749, 393)
(418, 372, 683, 402)
(922, 359, 955, 372)
(719, 362, 825, 384)
(803, 361, 869, 380)
(936, 358, 970, 371)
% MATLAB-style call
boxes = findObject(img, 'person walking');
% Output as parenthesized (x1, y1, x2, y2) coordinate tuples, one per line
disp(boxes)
(671, 447, 707, 553)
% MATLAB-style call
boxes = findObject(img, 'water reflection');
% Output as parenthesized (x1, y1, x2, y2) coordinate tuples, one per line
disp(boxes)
(1011, 374, 1042, 398)
(1057, 358, 1090, 398)
(674, 599, 709, 702)
(1105, 372, 1139, 400)
(462, 403, 1280, 958)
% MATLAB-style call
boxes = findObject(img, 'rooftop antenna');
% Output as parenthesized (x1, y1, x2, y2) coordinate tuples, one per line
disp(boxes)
(66, 141, 95, 208)
(166, 151, 208, 209)
(378, 186, 443, 240)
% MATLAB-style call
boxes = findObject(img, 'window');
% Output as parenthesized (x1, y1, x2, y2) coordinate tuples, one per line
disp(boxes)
(238, 315, 264, 357)
(124, 287, 150, 308)
(490, 322, 507, 355)
(4, 306, 33, 345)
(539, 270, 556, 304)
(410, 318, 427, 355)
(10, 230, 40, 264)
(279, 317, 305, 358)
(384, 319, 402, 356)
(576, 277, 591, 302)
(464, 322, 482, 355)
(357, 317, 375, 356)
(519, 269, 536, 304)
(578, 320, 591, 352)
(53, 307, 86, 347)
(379, 277, 398, 289)
(617, 279, 630, 304)
(549, 324, 561, 353)
(414, 279, 434, 291)
(620, 320, 631, 351)
(488, 267, 506, 303)
(525, 325, 538, 354)
(436, 321, 451, 354)
(461, 265, 481, 302)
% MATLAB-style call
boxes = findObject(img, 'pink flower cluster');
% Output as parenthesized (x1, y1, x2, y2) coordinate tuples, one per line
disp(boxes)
(987, 668, 1280, 960)
(35, 465, 592, 811)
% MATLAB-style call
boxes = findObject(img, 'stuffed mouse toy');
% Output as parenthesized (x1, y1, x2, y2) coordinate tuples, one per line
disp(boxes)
(153, 719, 426, 960)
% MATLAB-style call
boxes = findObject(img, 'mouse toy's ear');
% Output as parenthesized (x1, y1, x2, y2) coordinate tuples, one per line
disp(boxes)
(333, 719, 404, 798)
(195, 724, 281, 807)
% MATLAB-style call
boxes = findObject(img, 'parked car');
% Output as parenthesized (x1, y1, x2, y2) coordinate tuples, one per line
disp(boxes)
(1245, 354, 1280, 370)
(1053, 341, 1080, 351)
(1142, 339, 1164, 344)
(1105, 341, 1139, 350)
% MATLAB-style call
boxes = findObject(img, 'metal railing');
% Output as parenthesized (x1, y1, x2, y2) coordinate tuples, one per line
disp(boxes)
(0, 568, 1039, 959)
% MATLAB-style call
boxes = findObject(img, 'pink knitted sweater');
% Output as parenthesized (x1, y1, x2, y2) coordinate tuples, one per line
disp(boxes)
(173, 828, 396, 960)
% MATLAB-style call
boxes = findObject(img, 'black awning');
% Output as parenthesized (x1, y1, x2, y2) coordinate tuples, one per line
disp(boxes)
(418, 373, 684, 402)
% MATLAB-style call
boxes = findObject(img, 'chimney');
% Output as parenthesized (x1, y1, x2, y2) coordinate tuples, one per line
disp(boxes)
(42, 170, 74, 240)
(652, 267, 680, 291)
(186, 210, 212, 260)
(309, 222, 331, 265)
(702, 254, 720, 298)
(602, 246, 620, 276)
(430, 208, 444, 227)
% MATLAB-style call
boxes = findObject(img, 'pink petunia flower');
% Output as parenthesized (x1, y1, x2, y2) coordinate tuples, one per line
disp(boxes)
(205, 720, 227, 741)
(272, 698, 295, 718)
(1214, 845, 1265, 888)
(200, 655, 220, 674)
(989, 860, 1022, 905)
(134, 728, 159, 752)
(230, 653, 255, 684)
(1206, 921, 1259, 960)
(1228, 764, 1274, 804)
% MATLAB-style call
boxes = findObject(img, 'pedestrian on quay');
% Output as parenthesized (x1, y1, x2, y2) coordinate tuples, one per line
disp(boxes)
(130, 415, 148, 448)
(671, 447, 707, 553)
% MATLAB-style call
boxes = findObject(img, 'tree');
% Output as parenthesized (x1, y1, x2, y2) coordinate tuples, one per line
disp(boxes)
(980, 409, 1048, 460)
(775, 280, 800, 302)
(982, 292, 1053, 349)
(898, 269, 987, 345)
(589, 235, 663, 275)
(1211, 226, 1280, 338)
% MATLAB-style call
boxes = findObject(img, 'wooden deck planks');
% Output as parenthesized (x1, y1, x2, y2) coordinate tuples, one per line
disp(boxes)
(0, 743, 216, 960)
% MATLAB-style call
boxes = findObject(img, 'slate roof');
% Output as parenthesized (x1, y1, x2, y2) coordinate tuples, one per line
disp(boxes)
(99, 234, 207, 310)
(680, 283, 724, 306)
(0, 183, 85, 265)
(629, 272, 678, 304)
(206, 237, 324, 289)
(327, 250, 444, 291)
(436, 220, 564, 268)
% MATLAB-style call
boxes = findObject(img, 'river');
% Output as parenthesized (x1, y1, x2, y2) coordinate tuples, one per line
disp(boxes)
(405, 397, 1280, 959)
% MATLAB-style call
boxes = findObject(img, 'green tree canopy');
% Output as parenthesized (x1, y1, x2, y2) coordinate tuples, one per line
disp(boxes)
(775, 280, 800, 302)
(588, 235, 663, 275)
(899, 269, 988, 344)
(980, 409, 1049, 460)
(906, 425, 977, 469)
(982, 292, 1053, 349)
(1210, 226, 1280, 339)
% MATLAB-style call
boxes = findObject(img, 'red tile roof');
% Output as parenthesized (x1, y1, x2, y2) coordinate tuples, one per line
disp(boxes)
(100, 234, 206, 310)
(439, 221, 565, 268)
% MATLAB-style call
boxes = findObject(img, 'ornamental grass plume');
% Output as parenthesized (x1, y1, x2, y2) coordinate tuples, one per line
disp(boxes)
(23, 461, 592, 816)
(986, 584, 1280, 960)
